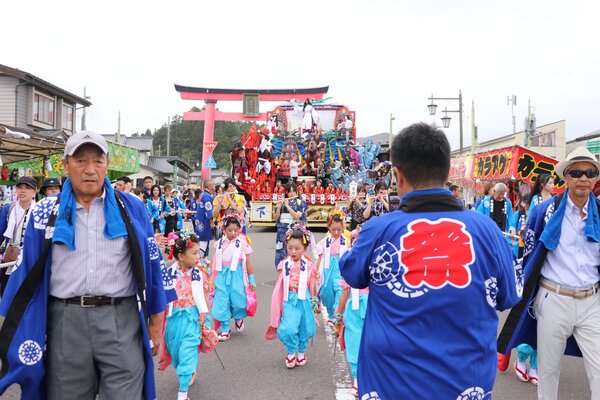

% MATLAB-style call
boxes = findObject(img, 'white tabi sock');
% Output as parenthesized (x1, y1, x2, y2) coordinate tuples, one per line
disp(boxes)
(178, 391, 188, 400)
(297, 352, 305, 359)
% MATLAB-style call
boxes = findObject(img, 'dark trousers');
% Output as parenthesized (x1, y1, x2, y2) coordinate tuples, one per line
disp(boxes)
(0, 270, 9, 298)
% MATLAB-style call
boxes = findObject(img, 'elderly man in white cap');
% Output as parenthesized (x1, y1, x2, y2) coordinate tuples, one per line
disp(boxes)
(0, 131, 175, 400)
(496, 146, 600, 399)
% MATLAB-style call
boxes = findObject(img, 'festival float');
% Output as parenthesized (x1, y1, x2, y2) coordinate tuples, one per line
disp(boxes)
(229, 101, 391, 227)
(174, 85, 392, 227)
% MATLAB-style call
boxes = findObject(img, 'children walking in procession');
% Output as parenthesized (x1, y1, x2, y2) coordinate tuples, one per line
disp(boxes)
(211, 213, 256, 341)
(163, 232, 211, 400)
(316, 209, 351, 326)
(267, 224, 318, 368)
(336, 228, 367, 398)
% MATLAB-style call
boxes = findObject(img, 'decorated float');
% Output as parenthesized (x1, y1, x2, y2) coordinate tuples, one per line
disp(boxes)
(229, 101, 392, 227)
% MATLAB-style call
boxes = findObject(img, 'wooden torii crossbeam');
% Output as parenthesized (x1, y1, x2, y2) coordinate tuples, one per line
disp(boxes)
(174, 85, 328, 179)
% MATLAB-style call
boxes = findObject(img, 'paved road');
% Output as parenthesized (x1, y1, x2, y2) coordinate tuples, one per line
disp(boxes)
(1, 226, 592, 399)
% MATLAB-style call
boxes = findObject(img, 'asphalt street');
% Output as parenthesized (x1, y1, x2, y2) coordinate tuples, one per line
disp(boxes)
(0, 226, 592, 399)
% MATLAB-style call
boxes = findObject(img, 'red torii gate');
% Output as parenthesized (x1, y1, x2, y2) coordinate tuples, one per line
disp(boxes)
(174, 85, 329, 179)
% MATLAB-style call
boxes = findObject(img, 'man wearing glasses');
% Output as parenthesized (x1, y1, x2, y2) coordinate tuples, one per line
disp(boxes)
(497, 147, 600, 399)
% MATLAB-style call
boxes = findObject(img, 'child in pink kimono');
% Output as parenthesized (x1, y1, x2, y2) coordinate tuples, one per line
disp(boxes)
(268, 224, 318, 368)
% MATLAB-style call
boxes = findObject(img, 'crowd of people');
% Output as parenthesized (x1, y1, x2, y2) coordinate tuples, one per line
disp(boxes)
(0, 125, 599, 400)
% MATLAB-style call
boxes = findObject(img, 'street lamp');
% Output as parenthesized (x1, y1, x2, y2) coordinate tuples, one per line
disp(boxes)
(441, 108, 451, 128)
(427, 90, 464, 153)
(389, 113, 396, 186)
(388, 113, 395, 152)
(81, 86, 91, 131)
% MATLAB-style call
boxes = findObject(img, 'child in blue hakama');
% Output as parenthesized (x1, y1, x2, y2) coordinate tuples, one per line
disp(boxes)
(335, 278, 369, 397)
(316, 211, 350, 326)
(164, 233, 210, 400)
(268, 225, 318, 368)
(210, 213, 256, 341)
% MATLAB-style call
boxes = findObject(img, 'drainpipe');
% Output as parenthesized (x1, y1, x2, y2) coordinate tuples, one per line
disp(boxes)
(14, 80, 32, 128)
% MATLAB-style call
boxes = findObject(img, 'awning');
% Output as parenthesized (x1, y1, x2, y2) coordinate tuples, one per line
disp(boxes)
(0, 125, 66, 164)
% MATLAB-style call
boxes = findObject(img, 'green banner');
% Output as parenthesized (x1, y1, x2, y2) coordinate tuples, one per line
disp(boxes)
(6, 153, 64, 178)
(6, 143, 139, 180)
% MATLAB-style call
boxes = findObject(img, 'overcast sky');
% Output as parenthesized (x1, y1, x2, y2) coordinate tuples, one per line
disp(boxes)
(3, 0, 599, 151)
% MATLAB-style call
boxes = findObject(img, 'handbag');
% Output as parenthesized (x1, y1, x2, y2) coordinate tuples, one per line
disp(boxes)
(246, 286, 257, 317)
(3, 245, 20, 263)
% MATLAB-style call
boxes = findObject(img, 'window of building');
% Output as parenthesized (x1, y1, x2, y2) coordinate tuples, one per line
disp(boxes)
(33, 92, 55, 126)
(531, 130, 555, 147)
(62, 103, 74, 131)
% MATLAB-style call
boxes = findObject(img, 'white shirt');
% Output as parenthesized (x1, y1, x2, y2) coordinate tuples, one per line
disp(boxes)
(3, 201, 35, 247)
(289, 159, 301, 178)
(541, 196, 600, 289)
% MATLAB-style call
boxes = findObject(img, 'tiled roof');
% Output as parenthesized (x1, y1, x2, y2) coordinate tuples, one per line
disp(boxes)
(357, 132, 391, 145)
(0, 63, 91, 106)
(147, 156, 192, 174)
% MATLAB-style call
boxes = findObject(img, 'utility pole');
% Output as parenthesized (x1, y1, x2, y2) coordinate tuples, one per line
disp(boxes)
(167, 116, 171, 156)
(471, 100, 478, 154)
(524, 100, 536, 147)
(81, 86, 88, 130)
(116, 111, 121, 144)
(389, 113, 396, 187)
(507, 94, 517, 134)
(388, 113, 395, 154)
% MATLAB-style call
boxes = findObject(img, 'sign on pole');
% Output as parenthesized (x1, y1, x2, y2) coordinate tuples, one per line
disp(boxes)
(204, 141, 218, 169)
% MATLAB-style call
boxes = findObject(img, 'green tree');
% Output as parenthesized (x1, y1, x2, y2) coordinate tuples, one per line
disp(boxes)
(148, 107, 256, 174)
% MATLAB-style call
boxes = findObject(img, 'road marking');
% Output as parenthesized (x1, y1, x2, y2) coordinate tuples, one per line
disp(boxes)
(320, 309, 355, 400)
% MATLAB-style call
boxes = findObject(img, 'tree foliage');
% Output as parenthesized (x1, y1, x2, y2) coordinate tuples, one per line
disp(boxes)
(144, 107, 258, 172)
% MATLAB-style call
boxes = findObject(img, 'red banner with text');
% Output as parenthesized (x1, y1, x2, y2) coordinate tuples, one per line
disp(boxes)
(470, 146, 565, 192)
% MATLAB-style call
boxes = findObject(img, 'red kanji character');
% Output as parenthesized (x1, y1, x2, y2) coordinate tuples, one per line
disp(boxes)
(400, 218, 474, 289)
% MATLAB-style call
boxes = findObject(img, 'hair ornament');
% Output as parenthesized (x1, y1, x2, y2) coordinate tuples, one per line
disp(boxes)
(327, 208, 346, 225)
(221, 212, 243, 228)
(285, 223, 312, 245)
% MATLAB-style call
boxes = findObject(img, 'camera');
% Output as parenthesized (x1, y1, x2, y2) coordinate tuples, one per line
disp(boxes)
(388, 191, 401, 211)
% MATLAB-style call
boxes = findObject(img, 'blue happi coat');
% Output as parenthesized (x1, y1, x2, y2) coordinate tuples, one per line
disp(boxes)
(0, 191, 177, 400)
(146, 195, 171, 233)
(340, 189, 522, 400)
(172, 197, 187, 231)
(497, 193, 600, 358)
(192, 190, 214, 242)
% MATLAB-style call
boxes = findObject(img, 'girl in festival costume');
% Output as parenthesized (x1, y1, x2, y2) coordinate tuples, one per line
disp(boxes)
(316, 209, 351, 326)
(274, 182, 308, 269)
(528, 173, 555, 216)
(267, 224, 318, 368)
(163, 232, 211, 400)
(147, 184, 171, 233)
(210, 213, 256, 341)
(335, 227, 367, 397)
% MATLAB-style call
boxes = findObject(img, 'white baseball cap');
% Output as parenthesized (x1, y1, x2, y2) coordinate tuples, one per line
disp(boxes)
(64, 130, 108, 157)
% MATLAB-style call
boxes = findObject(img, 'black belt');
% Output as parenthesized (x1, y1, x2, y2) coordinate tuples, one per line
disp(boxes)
(50, 295, 132, 307)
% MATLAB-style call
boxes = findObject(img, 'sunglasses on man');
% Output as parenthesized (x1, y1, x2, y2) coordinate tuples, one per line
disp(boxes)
(566, 169, 600, 179)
